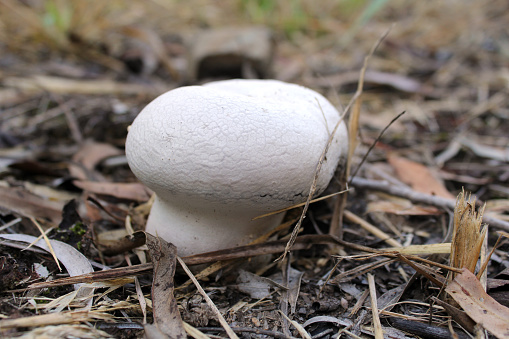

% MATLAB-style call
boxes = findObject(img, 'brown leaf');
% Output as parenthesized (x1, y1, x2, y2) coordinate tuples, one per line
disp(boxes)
(73, 181, 151, 202)
(69, 141, 123, 181)
(0, 185, 64, 225)
(143, 232, 186, 339)
(388, 154, 455, 199)
(446, 268, 509, 339)
(367, 199, 443, 215)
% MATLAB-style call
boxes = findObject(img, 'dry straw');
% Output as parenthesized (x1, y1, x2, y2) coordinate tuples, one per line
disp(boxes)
(449, 189, 487, 280)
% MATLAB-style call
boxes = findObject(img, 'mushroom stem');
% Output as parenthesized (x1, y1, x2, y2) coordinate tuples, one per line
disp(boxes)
(147, 196, 285, 256)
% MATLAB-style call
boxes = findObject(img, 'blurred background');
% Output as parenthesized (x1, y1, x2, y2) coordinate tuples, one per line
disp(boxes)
(1, 0, 508, 202)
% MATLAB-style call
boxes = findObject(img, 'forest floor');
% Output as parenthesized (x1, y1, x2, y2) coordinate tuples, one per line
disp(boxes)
(0, 1, 508, 338)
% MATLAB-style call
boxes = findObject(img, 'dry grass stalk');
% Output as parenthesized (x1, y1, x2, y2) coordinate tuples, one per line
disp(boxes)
(367, 273, 384, 339)
(343, 209, 402, 248)
(30, 217, 61, 272)
(252, 189, 349, 220)
(278, 27, 395, 259)
(449, 189, 488, 280)
(177, 257, 240, 339)
(0, 310, 112, 329)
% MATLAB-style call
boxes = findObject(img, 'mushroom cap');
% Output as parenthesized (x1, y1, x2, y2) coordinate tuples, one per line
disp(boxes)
(126, 79, 348, 212)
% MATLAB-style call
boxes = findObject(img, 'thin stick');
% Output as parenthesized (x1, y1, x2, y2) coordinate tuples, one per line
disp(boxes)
(252, 188, 349, 220)
(125, 255, 146, 324)
(177, 257, 239, 339)
(50, 93, 83, 145)
(277, 26, 393, 261)
(30, 217, 62, 271)
(348, 111, 406, 184)
(349, 177, 509, 231)
(344, 210, 402, 248)
(276, 103, 347, 261)
(367, 273, 384, 339)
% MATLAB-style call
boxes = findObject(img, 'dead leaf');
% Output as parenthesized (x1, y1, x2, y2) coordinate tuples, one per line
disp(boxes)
(388, 154, 455, 199)
(236, 270, 273, 299)
(0, 234, 94, 303)
(270, 267, 304, 314)
(69, 141, 123, 181)
(73, 181, 151, 202)
(141, 232, 186, 339)
(367, 199, 443, 215)
(0, 185, 64, 225)
(446, 268, 509, 339)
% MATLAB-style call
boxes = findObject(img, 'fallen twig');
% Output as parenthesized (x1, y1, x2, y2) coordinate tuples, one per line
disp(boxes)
(350, 177, 509, 231)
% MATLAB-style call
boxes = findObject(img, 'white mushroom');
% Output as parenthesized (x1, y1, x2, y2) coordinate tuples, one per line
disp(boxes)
(126, 79, 348, 256)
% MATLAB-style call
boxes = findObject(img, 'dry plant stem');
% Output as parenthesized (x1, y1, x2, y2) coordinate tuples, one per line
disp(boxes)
(51, 93, 83, 145)
(477, 234, 503, 280)
(367, 274, 384, 339)
(252, 189, 349, 220)
(281, 27, 393, 259)
(396, 254, 447, 288)
(125, 255, 146, 324)
(277, 106, 347, 261)
(349, 177, 509, 232)
(349, 289, 370, 317)
(329, 27, 392, 239)
(450, 190, 487, 279)
(331, 258, 395, 283)
(343, 209, 403, 247)
(279, 311, 312, 339)
(182, 322, 210, 338)
(280, 255, 291, 337)
(0, 310, 107, 329)
(348, 111, 406, 183)
(330, 192, 345, 240)
(30, 217, 61, 271)
(20, 235, 464, 292)
(177, 257, 239, 339)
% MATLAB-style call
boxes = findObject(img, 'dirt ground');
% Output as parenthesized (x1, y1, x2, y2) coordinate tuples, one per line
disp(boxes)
(0, 1, 509, 338)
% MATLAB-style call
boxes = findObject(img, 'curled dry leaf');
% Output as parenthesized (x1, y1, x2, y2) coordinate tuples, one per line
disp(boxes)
(133, 231, 186, 339)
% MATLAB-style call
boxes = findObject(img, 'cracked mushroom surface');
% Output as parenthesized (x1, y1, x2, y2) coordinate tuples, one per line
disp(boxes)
(126, 79, 348, 256)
